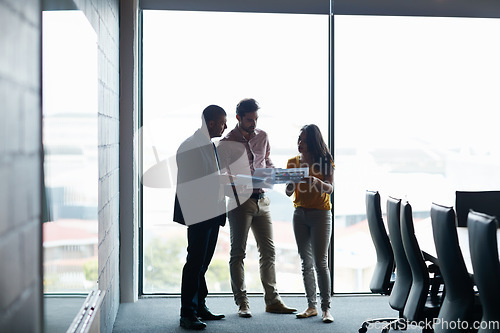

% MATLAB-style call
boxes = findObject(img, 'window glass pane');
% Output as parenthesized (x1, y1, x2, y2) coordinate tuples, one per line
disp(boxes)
(142, 10, 328, 293)
(42, 11, 98, 292)
(334, 15, 500, 292)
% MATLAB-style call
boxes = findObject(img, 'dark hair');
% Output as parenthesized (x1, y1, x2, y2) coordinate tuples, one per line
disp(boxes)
(300, 124, 334, 175)
(236, 98, 260, 117)
(202, 105, 226, 123)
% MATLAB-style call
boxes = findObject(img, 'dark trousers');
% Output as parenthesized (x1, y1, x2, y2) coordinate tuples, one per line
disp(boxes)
(180, 220, 220, 318)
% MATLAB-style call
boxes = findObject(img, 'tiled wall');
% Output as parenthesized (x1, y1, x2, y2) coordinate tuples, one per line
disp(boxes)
(0, 0, 43, 332)
(0, 0, 121, 331)
(72, 1, 121, 332)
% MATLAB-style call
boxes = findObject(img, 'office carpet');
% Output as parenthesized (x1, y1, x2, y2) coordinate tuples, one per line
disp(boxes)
(44, 296, 88, 333)
(113, 295, 422, 332)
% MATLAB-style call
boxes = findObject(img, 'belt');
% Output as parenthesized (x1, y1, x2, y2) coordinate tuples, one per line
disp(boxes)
(250, 192, 265, 200)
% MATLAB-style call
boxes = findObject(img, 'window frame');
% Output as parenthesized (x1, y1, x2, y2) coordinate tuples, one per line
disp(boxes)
(136, 0, 500, 297)
(137, 4, 333, 296)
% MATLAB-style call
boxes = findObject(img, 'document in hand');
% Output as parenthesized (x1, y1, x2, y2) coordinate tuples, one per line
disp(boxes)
(271, 168, 309, 184)
(232, 168, 309, 189)
(252, 167, 309, 185)
(252, 168, 274, 188)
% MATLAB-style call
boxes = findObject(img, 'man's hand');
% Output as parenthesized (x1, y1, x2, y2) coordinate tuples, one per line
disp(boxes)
(285, 183, 295, 197)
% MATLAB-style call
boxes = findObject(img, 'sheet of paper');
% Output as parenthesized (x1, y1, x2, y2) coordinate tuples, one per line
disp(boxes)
(233, 173, 274, 189)
(271, 168, 309, 184)
(230, 168, 309, 190)
(253, 167, 309, 184)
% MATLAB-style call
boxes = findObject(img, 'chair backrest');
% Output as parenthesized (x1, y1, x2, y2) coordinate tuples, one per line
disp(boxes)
(400, 201, 430, 322)
(455, 190, 500, 227)
(366, 190, 394, 295)
(386, 196, 412, 312)
(430, 203, 474, 331)
(468, 211, 500, 330)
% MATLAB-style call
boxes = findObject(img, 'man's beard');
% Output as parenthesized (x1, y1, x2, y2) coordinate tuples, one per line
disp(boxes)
(242, 125, 255, 133)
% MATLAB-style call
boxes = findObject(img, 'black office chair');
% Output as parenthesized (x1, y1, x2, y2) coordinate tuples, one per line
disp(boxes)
(386, 196, 412, 330)
(358, 191, 396, 333)
(361, 196, 412, 333)
(468, 211, 500, 333)
(431, 203, 480, 333)
(455, 191, 500, 227)
(401, 201, 441, 333)
(367, 191, 394, 295)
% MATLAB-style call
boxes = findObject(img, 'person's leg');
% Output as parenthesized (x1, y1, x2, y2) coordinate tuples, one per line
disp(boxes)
(228, 198, 255, 306)
(309, 209, 332, 311)
(197, 222, 220, 310)
(293, 208, 317, 309)
(251, 196, 280, 305)
(180, 222, 211, 318)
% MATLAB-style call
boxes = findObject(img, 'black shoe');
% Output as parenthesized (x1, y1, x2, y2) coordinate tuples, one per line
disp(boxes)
(180, 316, 207, 330)
(197, 308, 225, 320)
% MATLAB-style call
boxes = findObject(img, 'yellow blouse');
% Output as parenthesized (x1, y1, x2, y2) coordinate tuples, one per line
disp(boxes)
(287, 155, 333, 210)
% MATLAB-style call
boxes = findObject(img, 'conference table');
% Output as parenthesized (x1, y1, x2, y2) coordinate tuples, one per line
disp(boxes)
(414, 217, 500, 274)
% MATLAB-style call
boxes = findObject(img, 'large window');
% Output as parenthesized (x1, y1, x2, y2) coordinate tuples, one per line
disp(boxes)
(142, 10, 328, 293)
(42, 10, 98, 293)
(333, 15, 500, 292)
(141, 9, 500, 295)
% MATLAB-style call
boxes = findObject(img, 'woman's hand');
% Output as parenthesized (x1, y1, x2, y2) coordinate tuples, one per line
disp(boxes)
(303, 176, 333, 194)
(303, 176, 320, 188)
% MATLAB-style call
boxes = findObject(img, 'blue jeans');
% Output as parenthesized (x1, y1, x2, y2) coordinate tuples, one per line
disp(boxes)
(293, 207, 332, 311)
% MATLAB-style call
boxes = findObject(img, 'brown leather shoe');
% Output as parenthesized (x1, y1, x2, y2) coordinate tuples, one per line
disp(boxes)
(296, 307, 318, 318)
(238, 303, 252, 318)
(322, 310, 334, 323)
(265, 301, 297, 314)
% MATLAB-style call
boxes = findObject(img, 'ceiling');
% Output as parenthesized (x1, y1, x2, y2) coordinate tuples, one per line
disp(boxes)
(141, 0, 500, 18)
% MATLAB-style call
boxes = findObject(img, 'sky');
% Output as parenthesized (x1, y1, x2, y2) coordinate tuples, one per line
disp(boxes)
(43, 11, 97, 117)
(143, 11, 500, 214)
(42, 10, 500, 214)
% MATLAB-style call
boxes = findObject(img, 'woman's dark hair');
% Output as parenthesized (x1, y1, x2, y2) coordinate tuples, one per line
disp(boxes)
(300, 124, 334, 175)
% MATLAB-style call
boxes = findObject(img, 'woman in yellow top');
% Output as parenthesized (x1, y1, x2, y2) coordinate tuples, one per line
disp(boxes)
(286, 124, 334, 323)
